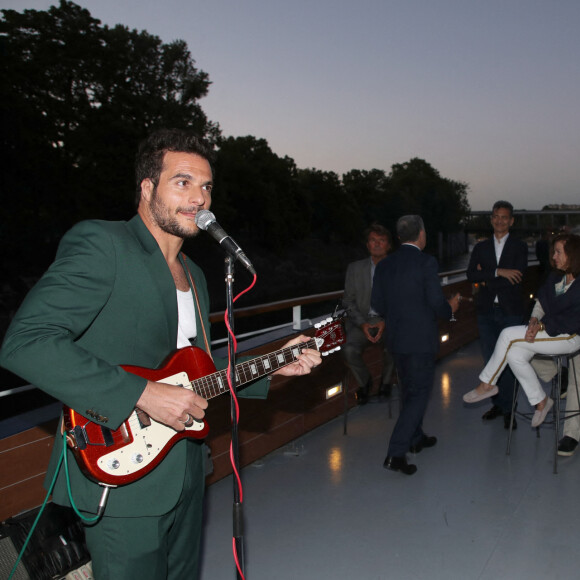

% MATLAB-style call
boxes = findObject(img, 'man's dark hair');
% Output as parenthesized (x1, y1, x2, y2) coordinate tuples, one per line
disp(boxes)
(364, 223, 392, 246)
(134, 129, 216, 206)
(396, 215, 424, 244)
(551, 233, 580, 277)
(492, 200, 514, 218)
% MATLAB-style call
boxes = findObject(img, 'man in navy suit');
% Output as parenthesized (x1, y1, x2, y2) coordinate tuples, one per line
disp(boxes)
(371, 215, 460, 475)
(342, 224, 396, 404)
(466, 201, 528, 428)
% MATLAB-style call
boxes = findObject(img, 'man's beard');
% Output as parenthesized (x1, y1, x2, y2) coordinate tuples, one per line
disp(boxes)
(150, 187, 199, 239)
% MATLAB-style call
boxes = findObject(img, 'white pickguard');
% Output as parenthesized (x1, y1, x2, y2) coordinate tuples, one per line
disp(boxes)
(97, 371, 204, 477)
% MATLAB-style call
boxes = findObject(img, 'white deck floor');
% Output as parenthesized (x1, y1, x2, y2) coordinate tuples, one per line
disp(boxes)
(199, 340, 580, 580)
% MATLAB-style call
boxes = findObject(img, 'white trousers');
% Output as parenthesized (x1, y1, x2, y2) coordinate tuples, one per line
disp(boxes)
(479, 325, 580, 406)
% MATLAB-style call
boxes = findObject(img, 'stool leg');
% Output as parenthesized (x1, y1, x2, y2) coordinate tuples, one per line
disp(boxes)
(553, 356, 563, 474)
(506, 379, 519, 455)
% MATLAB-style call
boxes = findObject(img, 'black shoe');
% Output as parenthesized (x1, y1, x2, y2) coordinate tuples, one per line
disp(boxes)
(482, 405, 503, 421)
(504, 413, 517, 430)
(383, 455, 417, 475)
(378, 383, 392, 398)
(558, 436, 578, 456)
(409, 435, 437, 454)
(355, 381, 370, 405)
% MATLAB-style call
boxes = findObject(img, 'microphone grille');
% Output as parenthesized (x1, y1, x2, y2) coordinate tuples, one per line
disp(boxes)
(195, 210, 215, 231)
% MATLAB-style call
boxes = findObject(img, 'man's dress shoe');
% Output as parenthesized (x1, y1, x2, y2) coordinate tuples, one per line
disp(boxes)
(558, 436, 578, 456)
(409, 435, 437, 454)
(355, 386, 369, 405)
(482, 405, 503, 421)
(383, 455, 417, 475)
(378, 383, 392, 398)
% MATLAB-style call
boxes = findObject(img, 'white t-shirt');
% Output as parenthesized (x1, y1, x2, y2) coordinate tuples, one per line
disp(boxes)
(176, 288, 197, 348)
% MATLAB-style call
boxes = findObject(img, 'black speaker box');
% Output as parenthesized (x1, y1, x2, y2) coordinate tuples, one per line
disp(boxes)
(0, 503, 90, 579)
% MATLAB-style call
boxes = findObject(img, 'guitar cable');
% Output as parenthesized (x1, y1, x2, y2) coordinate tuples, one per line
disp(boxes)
(6, 449, 63, 580)
(62, 430, 110, 523)
(7, 430, 108, 580)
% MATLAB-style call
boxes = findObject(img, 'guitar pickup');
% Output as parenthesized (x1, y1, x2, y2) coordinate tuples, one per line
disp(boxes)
(100, 426, 114, 447)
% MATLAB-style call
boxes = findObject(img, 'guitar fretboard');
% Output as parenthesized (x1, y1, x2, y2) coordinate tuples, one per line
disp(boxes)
(191, 338, 316, 399)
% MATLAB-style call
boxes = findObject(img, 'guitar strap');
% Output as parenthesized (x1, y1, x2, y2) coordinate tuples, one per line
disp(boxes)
(180, 253, 214, 362)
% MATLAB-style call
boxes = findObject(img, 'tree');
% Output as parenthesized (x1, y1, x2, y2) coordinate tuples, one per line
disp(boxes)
(1, 1, 217, 278)
(296, 168, 363, 244)
(342, 168, 391, 232)
(212, 136, 308, 252)
(384, 158, 470, 249)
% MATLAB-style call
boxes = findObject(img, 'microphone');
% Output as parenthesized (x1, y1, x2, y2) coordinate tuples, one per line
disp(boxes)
(195, 210, 256, 275)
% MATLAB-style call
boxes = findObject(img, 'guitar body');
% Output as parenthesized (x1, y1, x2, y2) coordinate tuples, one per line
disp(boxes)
(63, 317, 345, 486)
(63, 347, 214, 486)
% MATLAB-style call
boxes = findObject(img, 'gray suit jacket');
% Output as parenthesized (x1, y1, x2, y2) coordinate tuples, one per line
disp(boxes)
(343, 257, 375, 330)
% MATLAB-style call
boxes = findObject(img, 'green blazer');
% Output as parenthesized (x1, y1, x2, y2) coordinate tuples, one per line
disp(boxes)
(0, 215, 268, 516)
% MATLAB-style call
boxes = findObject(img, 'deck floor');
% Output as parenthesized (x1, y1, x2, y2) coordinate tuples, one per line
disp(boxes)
(199, 339, 580, 580)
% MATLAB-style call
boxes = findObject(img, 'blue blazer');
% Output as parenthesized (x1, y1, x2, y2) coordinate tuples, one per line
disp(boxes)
(371, 245, 451, 355)
(466, 235, 528, 316)
(537, 272, 580, 336)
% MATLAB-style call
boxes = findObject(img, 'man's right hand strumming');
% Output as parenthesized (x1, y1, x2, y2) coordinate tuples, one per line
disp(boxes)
(137, 380, 208, 431)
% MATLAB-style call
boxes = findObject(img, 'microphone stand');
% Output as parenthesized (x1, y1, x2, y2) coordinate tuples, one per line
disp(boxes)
(224, 255, 245, 579)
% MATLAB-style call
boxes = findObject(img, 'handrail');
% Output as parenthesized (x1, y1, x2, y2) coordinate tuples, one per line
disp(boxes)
(209, 268, 468, 325)
(0, 266, 475, 398)
(208, 290, 343, 323)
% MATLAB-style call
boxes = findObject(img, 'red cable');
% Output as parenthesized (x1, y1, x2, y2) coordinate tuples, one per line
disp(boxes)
(225, 273, 257, 574)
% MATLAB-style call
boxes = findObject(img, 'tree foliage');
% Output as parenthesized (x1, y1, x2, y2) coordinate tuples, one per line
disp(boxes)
(212, 136, 309, 252)
(0, 1, 471, 295)
(1, 0, 216, 275)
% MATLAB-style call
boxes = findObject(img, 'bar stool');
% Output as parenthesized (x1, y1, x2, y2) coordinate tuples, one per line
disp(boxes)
(506, 349, 580, 474)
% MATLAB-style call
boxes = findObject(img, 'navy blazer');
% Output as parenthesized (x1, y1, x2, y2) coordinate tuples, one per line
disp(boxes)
(466, 235, 528, 316)
(371, 245, 451, 355)
(537, 272, 580, 336)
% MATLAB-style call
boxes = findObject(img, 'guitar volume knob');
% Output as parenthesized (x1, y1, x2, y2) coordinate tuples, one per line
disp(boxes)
(107, 458, 121, 470)
(131, 453, 144, 464)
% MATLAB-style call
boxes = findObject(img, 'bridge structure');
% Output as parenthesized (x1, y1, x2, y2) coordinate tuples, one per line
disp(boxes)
(465, 209, 580, 236)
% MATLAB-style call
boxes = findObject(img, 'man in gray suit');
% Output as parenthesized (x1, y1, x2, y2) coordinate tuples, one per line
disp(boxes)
(342, 224, 396, 404)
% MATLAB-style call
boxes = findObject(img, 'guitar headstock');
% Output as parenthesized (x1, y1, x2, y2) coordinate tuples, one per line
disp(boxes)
(313, 317, 346, 356)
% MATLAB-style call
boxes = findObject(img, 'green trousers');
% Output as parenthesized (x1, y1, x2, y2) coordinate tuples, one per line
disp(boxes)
(83, 445, 205, 579)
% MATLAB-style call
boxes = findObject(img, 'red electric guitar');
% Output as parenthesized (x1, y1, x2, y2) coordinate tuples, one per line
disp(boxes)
(63, 318, 345, 486)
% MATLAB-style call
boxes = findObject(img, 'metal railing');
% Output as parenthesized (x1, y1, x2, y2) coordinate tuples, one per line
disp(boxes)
(0, 265, 483, 399)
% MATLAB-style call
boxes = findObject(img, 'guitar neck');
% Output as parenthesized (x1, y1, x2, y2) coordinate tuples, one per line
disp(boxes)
(191, 338, 317, 400)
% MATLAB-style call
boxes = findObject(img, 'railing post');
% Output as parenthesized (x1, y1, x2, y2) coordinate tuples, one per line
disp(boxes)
(292, 305, 302, 330)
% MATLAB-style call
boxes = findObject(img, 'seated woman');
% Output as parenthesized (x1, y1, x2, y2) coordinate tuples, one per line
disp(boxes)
(463, 233, 580, 427)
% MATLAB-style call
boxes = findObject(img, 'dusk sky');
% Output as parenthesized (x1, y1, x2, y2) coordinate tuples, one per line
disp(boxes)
(4, 0, 580, 210)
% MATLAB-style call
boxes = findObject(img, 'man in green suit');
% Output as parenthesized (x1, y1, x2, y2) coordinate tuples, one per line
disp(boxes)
(0, 129, 321, 579)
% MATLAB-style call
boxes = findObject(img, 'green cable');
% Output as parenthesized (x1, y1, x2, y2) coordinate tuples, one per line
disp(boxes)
(7, 429, 102, 580)
(7, 447, 63, 580)
(62, 430, 100, 524)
